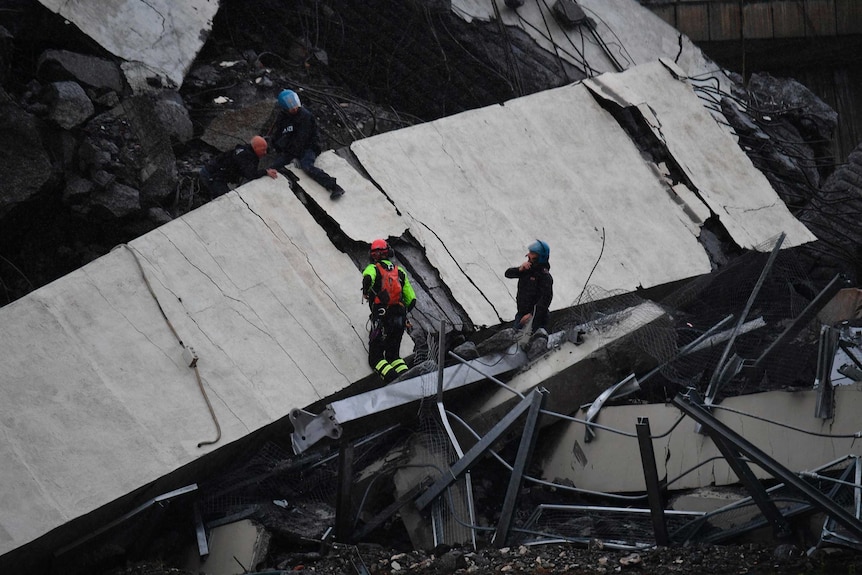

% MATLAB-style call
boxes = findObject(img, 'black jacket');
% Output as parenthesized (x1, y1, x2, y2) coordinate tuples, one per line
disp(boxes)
(504, 262, 553, 328)
(205, 144, 267, 183)
(270, 106, 320, 160)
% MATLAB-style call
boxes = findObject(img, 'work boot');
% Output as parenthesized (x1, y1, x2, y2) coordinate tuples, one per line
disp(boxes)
(329, 184, 345, 200)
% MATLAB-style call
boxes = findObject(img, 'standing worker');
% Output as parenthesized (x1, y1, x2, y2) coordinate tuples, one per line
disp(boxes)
(362, 239, 417, 383)
(199, 136, 277, 198)
(505, 239, 553, 336)
(269, 89, 345, 200)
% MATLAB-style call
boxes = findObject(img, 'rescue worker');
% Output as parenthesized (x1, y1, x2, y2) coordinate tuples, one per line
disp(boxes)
(362, 239, 417, 383)
(505, 239, 553, 335)
(269, 89, 345, 200)
(199, 135, 277, 198)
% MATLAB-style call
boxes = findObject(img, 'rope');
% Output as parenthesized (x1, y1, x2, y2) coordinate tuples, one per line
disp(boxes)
(118, 244, 222, 448)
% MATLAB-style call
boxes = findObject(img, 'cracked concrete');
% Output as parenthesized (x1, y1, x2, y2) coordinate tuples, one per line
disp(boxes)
(38, 0, 219, 90)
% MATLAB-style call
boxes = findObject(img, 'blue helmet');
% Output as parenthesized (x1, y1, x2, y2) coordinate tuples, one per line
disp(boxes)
(527, 240, 550, 264)
(277, 89, 301, 110)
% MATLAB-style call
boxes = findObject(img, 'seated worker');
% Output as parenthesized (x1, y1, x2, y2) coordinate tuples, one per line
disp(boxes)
(269, 89, 345, 200)
(199, 135, 277, 198)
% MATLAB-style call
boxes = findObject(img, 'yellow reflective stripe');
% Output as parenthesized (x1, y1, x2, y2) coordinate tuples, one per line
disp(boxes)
(390, 358, 408, 373)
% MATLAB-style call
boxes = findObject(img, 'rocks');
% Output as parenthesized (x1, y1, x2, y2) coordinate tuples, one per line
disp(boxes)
(0, 102, 53, 215)
(258, 541, 859, 575)
(47, 80, 94, 128)
(37, 49, 125, 93)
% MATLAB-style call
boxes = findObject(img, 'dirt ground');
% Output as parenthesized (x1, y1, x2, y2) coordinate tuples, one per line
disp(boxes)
(111, 540, 862, 575)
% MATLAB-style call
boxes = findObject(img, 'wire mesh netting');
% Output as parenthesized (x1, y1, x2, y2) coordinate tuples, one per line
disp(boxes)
(554, 237, 826, 404)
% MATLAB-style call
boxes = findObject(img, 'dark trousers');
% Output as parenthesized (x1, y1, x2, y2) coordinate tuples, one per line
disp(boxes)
(199, 166, 230, 198)
(368, 308, 409, 382)
(273, 148, 337, 191)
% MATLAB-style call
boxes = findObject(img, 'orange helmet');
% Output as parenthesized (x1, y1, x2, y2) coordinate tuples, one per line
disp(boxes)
(370, 239, 391, 261)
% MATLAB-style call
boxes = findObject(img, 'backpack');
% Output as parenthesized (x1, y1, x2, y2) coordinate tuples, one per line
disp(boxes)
(373, 262, 403, 307)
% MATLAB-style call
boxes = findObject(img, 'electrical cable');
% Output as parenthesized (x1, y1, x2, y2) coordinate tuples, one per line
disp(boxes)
(513, 12, 597, 76)
(710, 403, 862, 439)
(444, 409, 648, 503)
(575, 226, 605, 307)
(579, 5, 635, 69)
(491, 0, 525, 97)
(534, 0, 572, 82)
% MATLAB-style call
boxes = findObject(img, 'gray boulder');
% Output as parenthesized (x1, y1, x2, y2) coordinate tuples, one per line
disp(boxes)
(48, 81, 94, 129)
(91, 182, 140, 218)
(38, 49, 124, 94)
(154, 91, 194, 143)
(0, 102, 53, 216)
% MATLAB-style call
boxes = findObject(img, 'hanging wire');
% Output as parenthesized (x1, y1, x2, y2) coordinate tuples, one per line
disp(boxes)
(490, 0, 525, 96)
(444, 409, 649, 503)
(710, 404, 862, 439)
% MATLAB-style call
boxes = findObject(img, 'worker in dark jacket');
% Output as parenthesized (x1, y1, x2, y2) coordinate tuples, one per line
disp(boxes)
(505, 239, 553, 335)
(362, 239, 417, 383)
(199, 135, 277, 198)
(269, 89, 345, 200)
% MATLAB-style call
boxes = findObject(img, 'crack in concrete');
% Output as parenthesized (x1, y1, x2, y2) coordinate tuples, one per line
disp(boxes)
(169, 224, 240, 297)
(82, 264, 180, 365)
(393, 125, 505, 323)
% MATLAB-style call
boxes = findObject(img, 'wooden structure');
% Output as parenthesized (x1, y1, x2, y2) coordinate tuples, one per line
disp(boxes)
(642, 0, 862, 42)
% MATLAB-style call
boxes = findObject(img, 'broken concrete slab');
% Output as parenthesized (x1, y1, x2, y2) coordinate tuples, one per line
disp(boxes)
(456, 301, 668, 438)
(0, 178, 375, 559)
(37, 0, 219, 90)
(584, 59, 816, 250)
(537, 385, 862, 493)
(288, 151, 408, 243)
(183, 519, 270, 575)
(453, 0, 728, 90)
(350, 79, 713, 328)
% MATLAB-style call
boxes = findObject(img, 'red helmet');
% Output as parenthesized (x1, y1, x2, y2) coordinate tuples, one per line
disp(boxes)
(370, 239, 391, 261)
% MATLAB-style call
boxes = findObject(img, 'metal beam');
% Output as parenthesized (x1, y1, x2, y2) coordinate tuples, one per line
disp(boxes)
(493, 389, 547, 547)
(815, 326, 838, 419)
(335, 442, 355, 542)
(705, 233, 784, 404)
(673, 391, 862, 539)
(415, 390, 542, 511)
(350, 478, 432, 542)
(636, 418, 669, 546)
(752, 273, 845, 370)
(291, 344, 528, 454)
